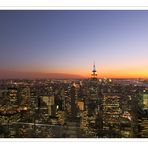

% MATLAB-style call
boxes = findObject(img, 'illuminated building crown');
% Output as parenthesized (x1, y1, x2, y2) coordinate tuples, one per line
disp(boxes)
(91, 62, 97, 79)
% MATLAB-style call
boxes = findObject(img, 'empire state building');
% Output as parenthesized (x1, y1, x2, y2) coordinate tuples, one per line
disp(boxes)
(91, 63, 97, 80)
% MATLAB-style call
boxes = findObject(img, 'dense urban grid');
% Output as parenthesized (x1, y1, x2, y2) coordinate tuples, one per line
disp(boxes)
(0, 65, 148, 138)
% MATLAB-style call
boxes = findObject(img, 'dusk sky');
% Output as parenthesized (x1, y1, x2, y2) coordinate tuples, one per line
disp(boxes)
(0, 10, 148, 78)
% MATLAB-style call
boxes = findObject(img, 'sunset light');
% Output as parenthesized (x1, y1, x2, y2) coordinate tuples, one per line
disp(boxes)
(0, 10, 148, 139)
(0, 10, 148, 79)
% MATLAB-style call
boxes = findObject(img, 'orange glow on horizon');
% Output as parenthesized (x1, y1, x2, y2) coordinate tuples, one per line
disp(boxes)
(0, 66, 148, 79)
(65, 67, 148, 79)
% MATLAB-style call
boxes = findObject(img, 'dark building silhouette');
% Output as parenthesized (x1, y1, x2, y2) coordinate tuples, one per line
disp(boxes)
(70, 85, 77, 118)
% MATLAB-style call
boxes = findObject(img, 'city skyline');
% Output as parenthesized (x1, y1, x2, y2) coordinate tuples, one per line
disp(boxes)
(0, 10, 148, 79)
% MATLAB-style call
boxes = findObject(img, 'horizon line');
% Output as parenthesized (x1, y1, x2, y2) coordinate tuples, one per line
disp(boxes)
(0, 70, 148, 79)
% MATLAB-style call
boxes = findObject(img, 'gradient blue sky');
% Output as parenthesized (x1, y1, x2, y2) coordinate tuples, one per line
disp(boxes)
(0, 10, 148, 78)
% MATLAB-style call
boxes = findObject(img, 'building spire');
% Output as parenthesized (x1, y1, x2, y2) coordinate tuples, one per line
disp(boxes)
(92, 61, 96, 72)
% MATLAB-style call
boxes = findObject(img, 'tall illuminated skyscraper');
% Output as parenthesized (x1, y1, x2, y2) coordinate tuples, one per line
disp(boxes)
(91, 62, 97, 80)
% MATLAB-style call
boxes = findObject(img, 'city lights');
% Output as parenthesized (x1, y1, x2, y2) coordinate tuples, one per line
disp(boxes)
(0, 10, 148, 138)
(0, 64, 148, 138)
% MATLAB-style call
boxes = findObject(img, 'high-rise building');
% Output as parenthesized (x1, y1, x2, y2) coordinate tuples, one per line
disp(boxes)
(0, 86, 19, 108)
(18, 87, 30, 107)
(70, 85, 77, 117)
(91, 62, 97, 80)
(102, 93, 121, 137)
(138, 89, 148, 137)
(142, 90, 148, 110)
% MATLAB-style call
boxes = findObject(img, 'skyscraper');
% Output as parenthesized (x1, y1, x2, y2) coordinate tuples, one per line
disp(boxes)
(70, 85, 77, 118)
(102, 93, 121, 137)
(91, 62, 97, 80)
(138, 89, 148, 137)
